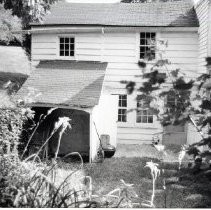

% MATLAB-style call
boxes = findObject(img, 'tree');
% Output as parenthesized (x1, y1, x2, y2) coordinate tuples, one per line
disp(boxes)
(123, 41, 211, 171)
(0, 0, 58, 27)
(0, 4, 22, 45)
(0, 0, 58, 55)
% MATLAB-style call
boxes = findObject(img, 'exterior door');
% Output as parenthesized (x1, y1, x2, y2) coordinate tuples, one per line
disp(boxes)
(162, 124, 187, 145)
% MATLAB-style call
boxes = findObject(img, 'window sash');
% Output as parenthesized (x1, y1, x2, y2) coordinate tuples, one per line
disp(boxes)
(136, 96, 153, 123)
(118, 109, 127, 122)
(166, 95, 177, 112)
(140, 32, 156, 60)
(59, 37, 75, 57)
(136, 109, 153, 123)
(119, 95, 127, 107)
(118, 95, 127, 122)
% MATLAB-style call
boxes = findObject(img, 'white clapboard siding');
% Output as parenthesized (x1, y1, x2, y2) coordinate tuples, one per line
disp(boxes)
(33, 54, 57, 60)
(104, 75, 142, 82)
(32, 34, 57, 43)
(117, 127, 162, 144)
(166, 37, 198, 45)
(76, 43, 101, 49)
(32, 49, 57, 55)
(104, 37, 136, 44)
(160, 32, 198, 75)
(196, 0, 210, 72)
(105, 43, 135, 50)
(103, 49, 136, 56)
(107, 63, 140, 70)
(76, 36, 101, 44)
(33, 43, 57, 49)
(31, 30, 200, 145)
(76, 34, 102, 61)
(106, 69, 142, 76)
(103, 33, 137, 63)
(104, 56, 137, 63)
(76, 49, 100, 55)
(166, 44, 198, 51)
(163, 51, 198, 58)
(32, 34, 57, 61)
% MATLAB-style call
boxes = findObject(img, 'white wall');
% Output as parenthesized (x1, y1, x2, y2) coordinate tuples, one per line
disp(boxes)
(32, 30, 199, 86)
(90, 94, 118, 161)
(195, 0, 211, 72)
(31, 29, 199, 145)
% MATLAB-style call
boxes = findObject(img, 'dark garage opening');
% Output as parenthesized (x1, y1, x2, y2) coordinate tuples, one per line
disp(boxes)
(26, 107, 90, 160)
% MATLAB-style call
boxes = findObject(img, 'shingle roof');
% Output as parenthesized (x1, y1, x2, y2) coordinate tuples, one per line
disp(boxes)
(16, 60, 107, 108)
(33, 1, 199, 27)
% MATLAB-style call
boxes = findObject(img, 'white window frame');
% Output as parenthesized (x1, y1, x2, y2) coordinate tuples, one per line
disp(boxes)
(166, 94, 177, 113)
(135, 95, 154, 125)
(139, 32, 156, 61)
(57, 35, 76, 60)
(118, 95, 127, 123)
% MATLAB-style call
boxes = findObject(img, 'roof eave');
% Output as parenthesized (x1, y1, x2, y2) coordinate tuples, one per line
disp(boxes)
(14, 25, 199, 35)
(30, 23, 199, 28)
(25, 102, 94, 112)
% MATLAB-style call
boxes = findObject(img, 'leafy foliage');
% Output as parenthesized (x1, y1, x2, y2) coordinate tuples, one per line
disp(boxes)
(0, 4, 22, 44)
(0, 0, 58, 55)
(0, 0, 58, 27)
(123, 36, 211, 166)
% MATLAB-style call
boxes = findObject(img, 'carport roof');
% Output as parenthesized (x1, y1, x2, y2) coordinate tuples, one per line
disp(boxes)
(16, 60, 107, 108)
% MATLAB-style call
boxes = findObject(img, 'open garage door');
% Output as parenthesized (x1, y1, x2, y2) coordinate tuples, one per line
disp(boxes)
(29, 108, 90, 158)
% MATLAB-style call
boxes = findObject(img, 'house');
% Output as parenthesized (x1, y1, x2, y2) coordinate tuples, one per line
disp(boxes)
(16, 0, 211, 161)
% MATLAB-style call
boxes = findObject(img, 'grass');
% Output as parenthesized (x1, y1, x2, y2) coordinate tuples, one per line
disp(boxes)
(84, 157, 211, 208)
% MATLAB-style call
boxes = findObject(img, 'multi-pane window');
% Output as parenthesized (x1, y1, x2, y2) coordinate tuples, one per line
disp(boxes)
(59, 37, 75, 57)
(136, 96, 153, 123)
(118, 95, 127, 122)
(166, 94, 177, 113)
(140, 32, 156, 60)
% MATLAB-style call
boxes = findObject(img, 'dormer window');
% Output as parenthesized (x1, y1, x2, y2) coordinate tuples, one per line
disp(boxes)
(59, 37, 75, 57)
(140, 32, 156, 61)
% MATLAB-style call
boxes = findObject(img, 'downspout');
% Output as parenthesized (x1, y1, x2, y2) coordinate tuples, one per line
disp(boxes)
(101, 27, 105, 62)
(89, 111, 93, 163)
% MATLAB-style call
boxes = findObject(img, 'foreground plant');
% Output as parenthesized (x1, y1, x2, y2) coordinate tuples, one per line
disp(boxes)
(142, 161, 160, 208)
(178, 145, 187, 170)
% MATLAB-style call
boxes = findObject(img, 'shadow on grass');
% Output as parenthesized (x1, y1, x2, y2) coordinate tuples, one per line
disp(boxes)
(84, 157, 211, 208)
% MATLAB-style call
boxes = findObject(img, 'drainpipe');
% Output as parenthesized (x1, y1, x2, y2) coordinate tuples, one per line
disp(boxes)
(100, 27, 105, 62)
(89, 111, 93, 163)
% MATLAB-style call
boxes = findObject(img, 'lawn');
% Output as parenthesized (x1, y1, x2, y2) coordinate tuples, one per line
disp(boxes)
(84, 157, 211, 208)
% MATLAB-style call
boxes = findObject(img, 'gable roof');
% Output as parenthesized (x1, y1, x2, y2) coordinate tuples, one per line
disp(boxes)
(32, 1, 199, 27)
(16, 60, 107, 108)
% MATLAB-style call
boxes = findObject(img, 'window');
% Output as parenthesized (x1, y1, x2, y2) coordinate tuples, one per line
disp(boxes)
(166, 94, 177, 113)
(140, 32, 156, 61)
(59, 37, 75, 57)
(118, 95, 127, 122)
(136, 96, 153, 123)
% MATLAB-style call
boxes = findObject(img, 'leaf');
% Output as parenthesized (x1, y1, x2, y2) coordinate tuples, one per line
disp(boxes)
(200, 100, 211, 111)
(138, 61, 146, 68)
(174, 78, 194, 90)
(126, 82, 136, 94)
